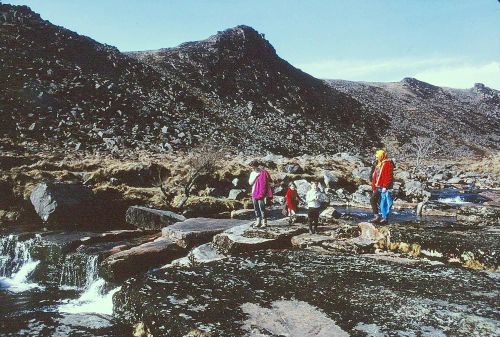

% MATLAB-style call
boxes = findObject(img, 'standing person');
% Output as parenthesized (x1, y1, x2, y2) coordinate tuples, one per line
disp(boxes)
(285, 182, 302, 225)
(306, 181, 321, 234)
(370, 149, 394, 224)
(249, 160, 273, 228)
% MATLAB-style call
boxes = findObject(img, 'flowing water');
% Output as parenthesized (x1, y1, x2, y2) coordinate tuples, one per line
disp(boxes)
(0, 234, 128, 336)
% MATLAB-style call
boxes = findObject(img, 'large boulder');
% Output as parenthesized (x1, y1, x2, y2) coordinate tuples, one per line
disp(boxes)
(323, 171, 339, 188)
(30, 182, 96, 226)
(161, 218, 249, 248)
(213, 221, 307, 254)
(125, 206, 186, 230)
(228, 189, 246, 200)
(282, 163, 303, 174)
(319, 207, 341, 221)
(352, 166, 371, 182)
(293, 179, 310, 201)
(403, 180, 431, 201)
(100, 238, 186, 282)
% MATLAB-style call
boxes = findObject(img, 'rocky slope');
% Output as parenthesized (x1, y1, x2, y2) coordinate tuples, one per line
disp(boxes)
(1, 3, 499, 157)
(327, 78, 500, 156)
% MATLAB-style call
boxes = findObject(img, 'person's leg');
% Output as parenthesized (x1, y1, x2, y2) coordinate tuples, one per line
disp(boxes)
(259, 199, 267, 227)
(380, 191, 393, 224)
(369, 189, 381, 223)
(312, 208, 319, 233)
(307, 208, 314, 233)
(252, 198, 261, 227)
(288, 209, 296, 225)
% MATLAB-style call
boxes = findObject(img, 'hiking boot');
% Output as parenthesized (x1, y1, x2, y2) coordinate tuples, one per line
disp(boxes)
(379, 219, 389, 225)
(253, 217, 262, 228)
(260, 219, 268, 228)
(369, 215, 382, 224)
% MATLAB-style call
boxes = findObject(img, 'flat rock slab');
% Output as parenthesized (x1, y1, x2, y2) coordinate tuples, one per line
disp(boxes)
(100, 238, 186, 282)
(291, 233, 338, 249)
(161, 217, 250, 248)
(126, 206, 186, 230)
(213, 222, 307, 254)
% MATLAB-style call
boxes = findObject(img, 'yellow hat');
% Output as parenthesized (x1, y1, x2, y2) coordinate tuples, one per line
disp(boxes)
(375, 149, 385, 161)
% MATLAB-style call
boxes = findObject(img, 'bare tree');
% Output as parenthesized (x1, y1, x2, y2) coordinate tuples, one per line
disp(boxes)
(155, 143, 223, 211)
(407, 135, 440, 169)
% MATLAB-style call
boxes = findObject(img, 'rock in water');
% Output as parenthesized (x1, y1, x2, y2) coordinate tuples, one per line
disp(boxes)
(30, 182, 95, 226)
(161, 218, 249, 248)
(100, 238, 186, 282)
(125, 206, 186, 230)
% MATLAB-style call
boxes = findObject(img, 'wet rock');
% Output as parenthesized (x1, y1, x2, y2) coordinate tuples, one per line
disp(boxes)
(125, 206, 186, 230)
(319, 207, 341, 221)
(168, 243, 226, 267)
(291, 233, 337, 249)
(457, 205, 500, 226)
(212, 222, 307, 254)
(114, 250, 500, 336)
(29, 182, 96, 226)
(161, 218, 249, 248)
(227, 189, 245, 200)
(100, 238, 186, 282)
(416, 201, 458, 217)
(241, 300, 349, 337)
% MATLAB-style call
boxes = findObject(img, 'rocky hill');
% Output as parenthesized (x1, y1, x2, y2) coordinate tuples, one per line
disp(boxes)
(326, 78, 500, 156)
(1, 3, 498, 157)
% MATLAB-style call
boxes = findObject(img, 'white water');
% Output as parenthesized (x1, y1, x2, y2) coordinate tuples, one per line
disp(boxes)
(59, 254, 99, 290)
(437, 196, 469, 204)
(58, 278, 121, 315)
(0, 234, 43, 292)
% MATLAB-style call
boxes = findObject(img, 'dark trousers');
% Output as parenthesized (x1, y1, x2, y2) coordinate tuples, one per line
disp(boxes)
(308, 207, 320, 233)
(370, 189, 380, 215)
(252, 198, 266, 220)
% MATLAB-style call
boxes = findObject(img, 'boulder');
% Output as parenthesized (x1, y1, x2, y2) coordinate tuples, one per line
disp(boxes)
(100, 238, 186, 282)
(125, 206, 186, 230)
(319, 207, 341, 221)
(403, 180, 431, 201)
(167, 243, 226, 267)
(352, 166, 371, 182)
(161, 218, 249, 248)
(447, 177, 464, 185)
(213, 221, 307, 254)
(283, 163, 302, 174)
(293, 179, 310, 200)
(228, 189, 246, 200)
(323, 171, 339, 188)
(351, 192, 370, 205)
(30, 182, 95, 226)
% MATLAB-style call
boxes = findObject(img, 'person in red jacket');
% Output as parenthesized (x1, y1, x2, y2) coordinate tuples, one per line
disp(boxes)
(370, 149, 394, 224)
(285, 182, 302, 225)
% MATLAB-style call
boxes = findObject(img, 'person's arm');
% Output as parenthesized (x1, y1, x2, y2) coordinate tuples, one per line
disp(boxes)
(248, 171, 258, 186)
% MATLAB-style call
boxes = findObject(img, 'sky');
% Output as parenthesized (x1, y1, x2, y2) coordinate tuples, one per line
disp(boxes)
(5, 0, 500, 89)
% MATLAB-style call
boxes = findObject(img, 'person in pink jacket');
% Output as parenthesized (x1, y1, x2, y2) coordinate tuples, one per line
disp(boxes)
(248, 160, 273, 227)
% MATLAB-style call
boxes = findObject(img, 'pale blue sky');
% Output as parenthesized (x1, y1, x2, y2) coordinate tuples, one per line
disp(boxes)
(5, 0, 500, 89)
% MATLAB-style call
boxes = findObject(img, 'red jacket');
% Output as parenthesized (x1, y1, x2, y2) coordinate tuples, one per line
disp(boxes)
(371, 159, 393, 191)
(285, 188, 300, 211)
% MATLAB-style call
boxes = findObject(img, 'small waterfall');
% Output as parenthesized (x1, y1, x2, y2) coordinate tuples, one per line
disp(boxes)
(58, 253, 120, 315)
(59, 253, 99, 290)
(0, 234, 43, 292)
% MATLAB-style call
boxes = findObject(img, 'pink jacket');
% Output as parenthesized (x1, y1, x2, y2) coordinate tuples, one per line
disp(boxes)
(252, 169, 273, 200)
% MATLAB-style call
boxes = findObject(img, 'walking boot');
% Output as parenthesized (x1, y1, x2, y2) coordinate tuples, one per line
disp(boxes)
(253, 217, 262, 228)
(369, 215, 382, 224)
(260, 219, 268, 228)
